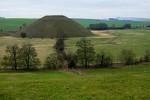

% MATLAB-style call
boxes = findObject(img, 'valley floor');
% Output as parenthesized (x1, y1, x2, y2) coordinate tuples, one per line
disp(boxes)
(0, 29, 150, 65)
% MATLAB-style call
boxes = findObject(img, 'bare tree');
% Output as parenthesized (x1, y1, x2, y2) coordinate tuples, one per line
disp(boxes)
(19, 43, 40, 69)
(2, 45, 20, 70)
(76, 38, 95, 68)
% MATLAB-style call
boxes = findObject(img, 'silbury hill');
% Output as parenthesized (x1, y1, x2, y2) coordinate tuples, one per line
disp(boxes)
(17, 15, 93, 38)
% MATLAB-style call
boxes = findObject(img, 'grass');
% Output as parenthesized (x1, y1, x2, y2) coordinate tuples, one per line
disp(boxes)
(0, 18, 149, 100)
(73, 19, 150, 28)
(66, 29, 150, 61)
(0, 65, 150, 99)
(0, 18, 36, 31)
(1, 18, 150, 31)
(0, 37, 55, 64)
(0, 29, 150, 65)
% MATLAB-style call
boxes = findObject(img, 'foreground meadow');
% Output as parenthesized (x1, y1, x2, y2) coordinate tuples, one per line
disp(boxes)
(0, 65, 150, 100)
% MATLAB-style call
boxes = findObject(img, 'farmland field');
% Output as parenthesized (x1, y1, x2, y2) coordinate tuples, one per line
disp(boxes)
(73, 18, 150, 28)
(1, 0, 150, 99)
(0, 19, 150, 100)
(0, 65, 150, 99)
(0, 29, 150, 66)
(0, 18, 150, 31)
(0, 18, 36, 31)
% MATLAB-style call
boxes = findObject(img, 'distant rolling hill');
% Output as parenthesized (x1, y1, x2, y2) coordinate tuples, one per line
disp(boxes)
(116, 17, 150, 22)
(17, 15, 93, 38)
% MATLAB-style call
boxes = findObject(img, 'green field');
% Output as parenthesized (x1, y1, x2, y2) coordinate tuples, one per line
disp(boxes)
(73, 19, 150, 28)
(0, 29, 150, 66)
(0, 65, 150, 99)
(0, 18, 150, 31)
(0, 19, 150, 99)
(0, 18, 36, 31)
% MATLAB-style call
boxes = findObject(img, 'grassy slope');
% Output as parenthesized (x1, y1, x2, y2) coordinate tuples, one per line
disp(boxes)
(66, 29, 150, 61)
(0, 65, 150, 100)
(0, 18, 150, 31)
(0, 29, 150, 65)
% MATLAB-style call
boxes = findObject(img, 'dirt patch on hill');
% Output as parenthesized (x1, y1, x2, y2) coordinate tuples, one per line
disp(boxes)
(91, 30, 115, 38)
(100, 34, 110, 37)
(91, 30, 121, 44)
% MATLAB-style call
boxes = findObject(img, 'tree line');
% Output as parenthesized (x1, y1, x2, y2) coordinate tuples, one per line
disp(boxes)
(88, 23, 132, 30)
(1, 38, 150, 70)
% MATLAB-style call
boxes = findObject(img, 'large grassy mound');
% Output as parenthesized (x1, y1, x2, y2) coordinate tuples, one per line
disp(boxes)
(17, 15, 93, 38)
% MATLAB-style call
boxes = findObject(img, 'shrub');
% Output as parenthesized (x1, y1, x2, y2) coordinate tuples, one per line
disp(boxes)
(19, 43, 40, 69)
(20, 33, 27, 38)
(88, 23, 108, 30)
(44, 53, 59, 69)
(66, 52, 77, 69)
(144, 49, 150, 62)
(120, 49, 136, 65)
(1, 44, 20, 70)
(123, 24, 132, 29)
(96, 51, 113, 67)
(76, 38, 95, 68)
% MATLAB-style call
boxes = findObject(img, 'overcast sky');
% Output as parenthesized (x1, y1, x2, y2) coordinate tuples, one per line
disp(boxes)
(0, 0, 150, 19)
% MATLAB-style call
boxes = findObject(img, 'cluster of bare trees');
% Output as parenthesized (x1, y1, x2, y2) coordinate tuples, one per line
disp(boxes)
(1, 38, 150, 70)
(1, 44, 40, 70)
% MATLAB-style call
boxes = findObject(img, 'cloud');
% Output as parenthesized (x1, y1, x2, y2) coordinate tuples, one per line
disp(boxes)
(0, 0, 150, 18)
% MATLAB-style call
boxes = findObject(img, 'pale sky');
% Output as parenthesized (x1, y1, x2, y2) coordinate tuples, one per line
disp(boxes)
(0, 0, 150, 19)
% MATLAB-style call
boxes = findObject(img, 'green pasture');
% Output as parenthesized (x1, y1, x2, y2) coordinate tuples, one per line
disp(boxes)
(0, 18, 36, 31)
(0, 18, 150, 31)
(0, 65, 150, 100)
(73, 19, 150, 28)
